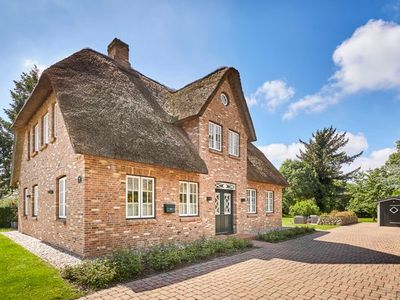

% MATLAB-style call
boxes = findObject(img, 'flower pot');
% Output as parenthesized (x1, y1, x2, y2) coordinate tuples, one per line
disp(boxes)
(293, 216, 307, 224)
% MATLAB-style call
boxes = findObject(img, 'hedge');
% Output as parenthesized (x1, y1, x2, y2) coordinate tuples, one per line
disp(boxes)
(318, 210, 358, 225)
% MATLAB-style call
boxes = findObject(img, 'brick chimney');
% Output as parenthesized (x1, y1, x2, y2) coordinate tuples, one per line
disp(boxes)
(107, 38, 131, 68)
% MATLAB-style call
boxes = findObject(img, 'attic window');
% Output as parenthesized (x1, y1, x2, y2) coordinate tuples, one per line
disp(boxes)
(220, 93, 229, 106)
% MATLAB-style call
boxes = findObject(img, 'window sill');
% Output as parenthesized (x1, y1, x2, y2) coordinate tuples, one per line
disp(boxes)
(50, 136, 57, 144)
(228, 154, 240, 160)
(40, 144, 48, 151)
(56, 218, 67, 224)
(247, 213, 258, 218)
(209, 148, 223, 155)
(266, 212, 275, 215)
(126, 218, 157, 225)
(31, 216, 38, 220)
(179, 216, 201, 222)
(31, 151, 38, 157)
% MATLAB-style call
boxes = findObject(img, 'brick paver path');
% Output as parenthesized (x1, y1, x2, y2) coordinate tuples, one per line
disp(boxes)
(81, 223, 400, 300)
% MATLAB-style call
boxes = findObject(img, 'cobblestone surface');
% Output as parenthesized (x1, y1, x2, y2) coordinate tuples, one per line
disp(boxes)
(2, 231, 82, 269)
(81, 223, 400, 300)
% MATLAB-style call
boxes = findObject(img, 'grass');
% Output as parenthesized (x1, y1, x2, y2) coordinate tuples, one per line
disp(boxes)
(358, 217, 376, 223)
(257, 226, 316, 243)
(282, 217, 338, 230)
(0, 228, 12, 232)
(0, 233, 83, 300)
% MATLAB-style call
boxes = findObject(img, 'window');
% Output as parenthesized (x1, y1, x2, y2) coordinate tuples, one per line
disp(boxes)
(33, 123, 39, 152)
(42, 113, 49, 144)
(220, 93, 229, 106)
(246, 189, 256, 213)
(33, 185, 39, 216)
(266, 191, 274, 213)
(179, 181, 198, 216)
(27, 131, 30, 160)
(58, 177, 66, 218)
(208, 122, 222, 151)
(228, 130, 239, 156)
(23, 188, 28, 216)
(52, 103, 58, 138)
(126, 176, 154, 218)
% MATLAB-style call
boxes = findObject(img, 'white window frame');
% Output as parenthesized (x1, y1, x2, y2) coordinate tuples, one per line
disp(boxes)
(58, 177, 66, 218)
(246, 189, 257, 213)
(33, 185, 39, 216)
(179, 181, 198, 216)
(53, 103, 58, 138)
(266, 191, 274, 213)
(24, 188, 28, 216)
(208, 122, 222, 151)
(126, 175, 155, 219)
(228, 130, 239, 157)
(34, 123, 40, 152)
(43, 113, 49, 144)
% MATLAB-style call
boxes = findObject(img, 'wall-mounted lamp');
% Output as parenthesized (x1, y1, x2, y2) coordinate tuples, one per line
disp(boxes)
(26, 194, 31, 198)
(48, 189, 54, 194)
(240, 198, 246, 203)
(206, 196, 212, 202)
(77, 176, 83, 183)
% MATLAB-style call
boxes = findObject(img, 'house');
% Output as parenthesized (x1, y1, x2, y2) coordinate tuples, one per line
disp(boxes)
(377, 197, 400, 227)
(11, 38, 288, 258)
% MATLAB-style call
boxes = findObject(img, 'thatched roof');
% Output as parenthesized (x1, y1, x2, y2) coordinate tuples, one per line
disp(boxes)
(247, 143, 289, 186)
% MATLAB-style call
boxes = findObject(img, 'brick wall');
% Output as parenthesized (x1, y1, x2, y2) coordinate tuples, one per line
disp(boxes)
(18, 92, 85, 256)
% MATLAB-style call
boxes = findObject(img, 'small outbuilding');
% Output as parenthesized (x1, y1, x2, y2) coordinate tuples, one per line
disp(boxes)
(377, 197, 400, 227)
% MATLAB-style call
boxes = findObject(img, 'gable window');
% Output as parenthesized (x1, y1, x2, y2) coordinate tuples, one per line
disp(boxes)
(228, 130, 239, 157)
(126, 176, 154, 218)
(52, 103, 58, 138)
(220, 93, 229, 106)
(33, 185, 39, 216)
(246, 189, 256, 213)
(208, 122, 222, 151)
(42, 113, 49, 145)
(33, 123, 40, 152)
(58, 177, 66, 218)
(266, 191, 274, 213)
(23, 188, 28, 216)
(179, 181, 198, 216)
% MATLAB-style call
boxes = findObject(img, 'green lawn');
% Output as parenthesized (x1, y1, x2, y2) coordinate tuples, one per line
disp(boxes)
(282, 217, 338, 230)
(0, 233, 83, 300)
(358, 217, 377, 223)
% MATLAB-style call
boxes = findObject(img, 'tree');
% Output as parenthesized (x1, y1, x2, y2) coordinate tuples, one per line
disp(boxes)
(0, 66, 39, 197)
(279, 159, 317, 214)
(298, 127, 362, 212)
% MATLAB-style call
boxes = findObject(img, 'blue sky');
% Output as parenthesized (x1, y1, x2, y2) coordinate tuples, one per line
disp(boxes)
(1, 0, 400, 170)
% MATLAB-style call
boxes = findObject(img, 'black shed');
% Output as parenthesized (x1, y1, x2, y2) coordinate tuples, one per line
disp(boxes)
(377, 197, 400, 227)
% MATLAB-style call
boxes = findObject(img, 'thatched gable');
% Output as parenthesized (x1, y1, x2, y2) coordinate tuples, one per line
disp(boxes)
(247, 143, 288, 186)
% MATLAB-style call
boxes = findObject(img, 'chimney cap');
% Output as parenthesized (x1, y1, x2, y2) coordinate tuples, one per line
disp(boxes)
(107, 38, 129, 52)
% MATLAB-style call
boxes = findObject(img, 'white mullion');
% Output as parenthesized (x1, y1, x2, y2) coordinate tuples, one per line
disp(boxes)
(138, 177, 142, 218)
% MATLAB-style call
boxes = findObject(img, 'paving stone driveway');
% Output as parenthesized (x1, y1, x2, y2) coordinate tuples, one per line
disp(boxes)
(81, 223, 400, 300)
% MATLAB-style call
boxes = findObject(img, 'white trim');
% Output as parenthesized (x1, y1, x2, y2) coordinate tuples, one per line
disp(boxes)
(228, 130, 239, 156)
(208, 122, 222, 151)
(266, 191, 274, 213)
(58, 177, 66, 218)
(179, 181, 198, 216)
(246, 189, 257, 213)
(24, 188, 28, 216)
(220, 93, 229, 106)
(126, 175, 155, 219)
(34, 123, 40, 152)
(53, 103, 58, 138)
(33, 185, 39, 216)
(43, 113, 49, 144)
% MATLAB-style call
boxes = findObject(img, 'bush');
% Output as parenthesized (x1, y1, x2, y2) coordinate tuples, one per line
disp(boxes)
(108, 249, 142, 281)
(256, 227, 315, 243)
(146, 245, 182, 271)
(289, 199, 320, 217)
(62, 259, 116, 289)
(0, 196, 18, 227)
(318, 210, 357, 225)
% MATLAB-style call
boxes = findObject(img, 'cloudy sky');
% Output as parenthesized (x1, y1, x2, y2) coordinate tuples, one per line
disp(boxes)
(1, 0, 399, 171)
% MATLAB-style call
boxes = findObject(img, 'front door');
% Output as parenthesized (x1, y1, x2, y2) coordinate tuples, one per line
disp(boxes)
(215, 189, 233, 234)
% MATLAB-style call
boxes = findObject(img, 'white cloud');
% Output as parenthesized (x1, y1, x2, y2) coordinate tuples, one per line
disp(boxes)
(258, 142, 304, 167)
(247, 80, 295, 111)
(344, 147, 396, 172)
(23, 59, 47, 75)
(342, 132, 368, 156)
(284, 19, 400, 119)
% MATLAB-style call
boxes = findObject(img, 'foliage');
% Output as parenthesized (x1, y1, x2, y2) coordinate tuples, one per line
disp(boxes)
(282, 217, 338, 230)
(0, 234, 82, 299)
(63, 259, 116, 289)
(318, 210, 358, 225)
(289, 199, 320, 217)
(256, 227, 315, 243)
(298, 127, 362, 212)
(63, 237, 253, 289)
(0, 66, 39, 197)
(279, 159, 318, 214)
(0, 195, 18, 227)
(347, 141, 400, 218)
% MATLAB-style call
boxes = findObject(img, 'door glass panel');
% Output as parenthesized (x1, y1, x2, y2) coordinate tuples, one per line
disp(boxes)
(215, 193, 220, 215)
(224, 193, 231, 214)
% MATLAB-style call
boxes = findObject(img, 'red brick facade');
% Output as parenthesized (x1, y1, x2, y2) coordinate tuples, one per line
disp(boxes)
(17, 76, 283, 258)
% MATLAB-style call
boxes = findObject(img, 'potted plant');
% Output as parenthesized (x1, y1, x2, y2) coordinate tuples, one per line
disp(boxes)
(289, 199, 320, 224)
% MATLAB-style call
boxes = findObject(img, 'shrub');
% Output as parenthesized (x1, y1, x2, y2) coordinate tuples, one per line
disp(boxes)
(256, 227, 315, 243)
(289, 199, 320, 217)
(108, 249, 142, 281)
(146, 245, 182, 271)
(0, 196, 18, 227)
(62, 259, 116, 289)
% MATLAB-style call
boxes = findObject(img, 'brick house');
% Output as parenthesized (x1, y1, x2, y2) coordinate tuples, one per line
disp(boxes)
(11, 39, 288, 258)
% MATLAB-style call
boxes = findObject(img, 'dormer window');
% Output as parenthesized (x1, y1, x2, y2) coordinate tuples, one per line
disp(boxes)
(220, 93, 229, 106)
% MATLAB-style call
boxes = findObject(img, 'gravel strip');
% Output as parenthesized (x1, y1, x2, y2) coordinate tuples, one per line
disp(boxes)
(1, 231, 82, 269)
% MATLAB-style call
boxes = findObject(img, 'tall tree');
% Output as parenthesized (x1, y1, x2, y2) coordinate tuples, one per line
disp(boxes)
(0, 65, 39, 197)
(298, 127, 362, 211)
